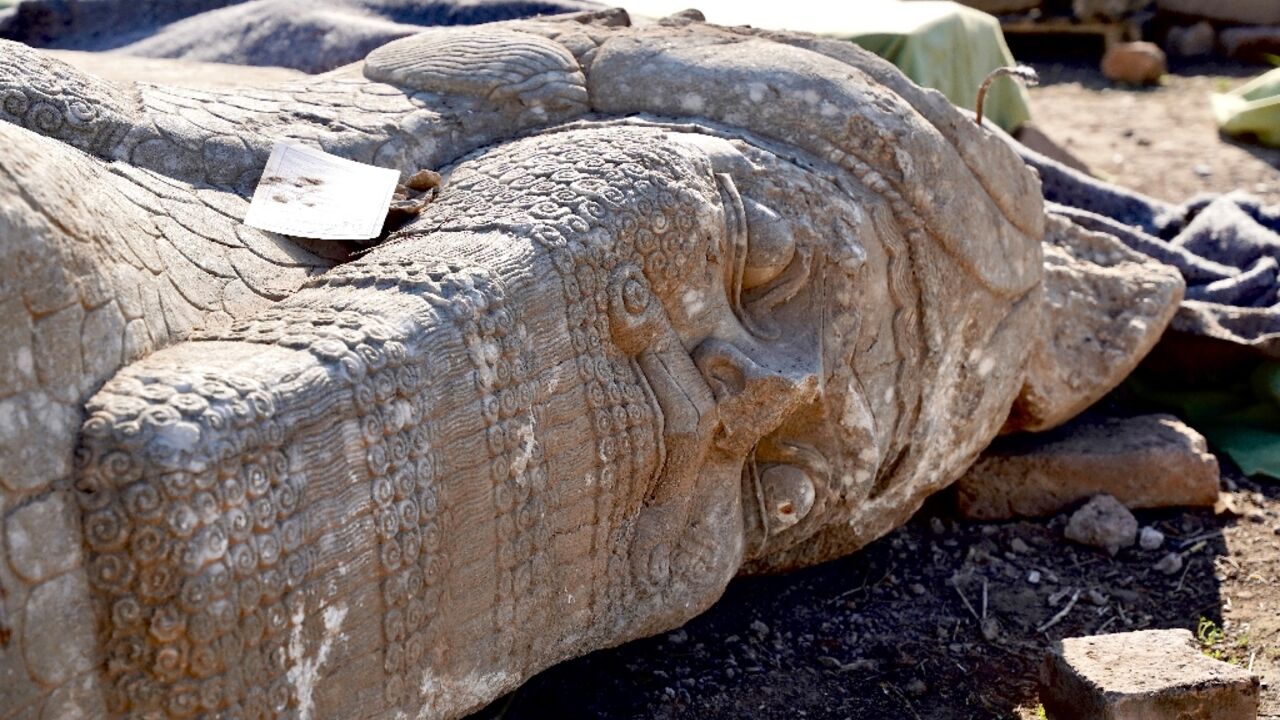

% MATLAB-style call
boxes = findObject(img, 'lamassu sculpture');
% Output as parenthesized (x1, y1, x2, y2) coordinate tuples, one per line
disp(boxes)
(0, 9, 1183, 719)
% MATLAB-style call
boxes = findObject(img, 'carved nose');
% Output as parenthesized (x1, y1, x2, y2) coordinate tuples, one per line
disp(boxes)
(692, 337, 817, 454)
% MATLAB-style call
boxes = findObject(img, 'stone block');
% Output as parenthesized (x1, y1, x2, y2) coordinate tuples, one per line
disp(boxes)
(953, 0, 1042, 14)
(1074, 0, 1147, 22)
(957, 414, 1220, 520)
(1221, 26, 1280, 63)
(1157, 0, 1280, 26)
(1166, 22, 1217, 58)
(1041, 629, 1260, 719)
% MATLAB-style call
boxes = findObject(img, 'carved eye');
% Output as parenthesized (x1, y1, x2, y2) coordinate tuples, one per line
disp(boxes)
(741, 199, 795, 290)
(760, 464, 816, 533)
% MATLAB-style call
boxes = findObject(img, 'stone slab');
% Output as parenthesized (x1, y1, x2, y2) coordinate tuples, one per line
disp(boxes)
(1157, 0, 1280, 26)
(1221, 27, 1280, 63)
(956, 414, 1220, 520)
(1040, 629, 1260, 720)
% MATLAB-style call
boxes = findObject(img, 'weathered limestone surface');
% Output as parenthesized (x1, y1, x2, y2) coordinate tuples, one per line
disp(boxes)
(0, 11, 1182, 719)
(1, 0, 605, 73)
(958, 414, 1220, 520)
(45, 50, 307, 89)
(1005, 215, 1183, 432)
(1041, 629, 1261, 720)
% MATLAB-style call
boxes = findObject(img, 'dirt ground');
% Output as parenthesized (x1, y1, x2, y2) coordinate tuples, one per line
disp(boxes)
(466, 60, 1280, 720)
(1027, 59, 1280, 206)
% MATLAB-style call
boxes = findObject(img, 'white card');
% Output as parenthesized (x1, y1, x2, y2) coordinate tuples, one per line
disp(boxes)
(244, 141, 400, 240)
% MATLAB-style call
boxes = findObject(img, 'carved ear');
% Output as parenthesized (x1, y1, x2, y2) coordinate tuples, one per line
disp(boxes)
(1005, 215, 1184, 432)
(363, 28, 588, 116)
(0, 39, 137, 156)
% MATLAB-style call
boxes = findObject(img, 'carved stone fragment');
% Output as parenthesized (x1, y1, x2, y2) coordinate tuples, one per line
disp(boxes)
(0, 12, 1184, 718)
(1041, 629, 1261, 720)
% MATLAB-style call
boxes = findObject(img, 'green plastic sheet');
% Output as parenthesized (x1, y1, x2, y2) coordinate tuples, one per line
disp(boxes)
(1130, 361, 1280, 480)
(845, 1, 1031, 132)
(1213, 67, 1280, 149)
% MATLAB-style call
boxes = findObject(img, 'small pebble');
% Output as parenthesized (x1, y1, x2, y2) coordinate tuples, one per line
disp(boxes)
(930, 517, 946, 535)
(667, 629, 687, 644)
(1154, 551, 1183, 575)
(904, 679, 927, 696)
(1010, 537, 1031, 554)
(750, 620, 770, 636)
(1193, 163, 1213, 178)
(980, 617, 1001, 641)
(1027, 570, 1041, 584)
(1087, 589, 1107, 606)
(909, 583, 926, 596)
(1138, 526, 1164, 551)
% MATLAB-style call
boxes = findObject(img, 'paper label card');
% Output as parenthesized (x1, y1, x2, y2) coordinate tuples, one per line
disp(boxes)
(244, 141, 400, 240)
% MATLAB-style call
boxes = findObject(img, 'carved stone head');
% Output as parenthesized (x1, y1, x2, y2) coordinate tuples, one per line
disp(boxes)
(0, 11, 1180, 720)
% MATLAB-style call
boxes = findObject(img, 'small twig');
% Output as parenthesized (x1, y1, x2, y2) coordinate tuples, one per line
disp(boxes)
(1095, 614, 1119, 635)
(1178, 531, 1222, 550)
(981, 579, 988, 621)
(1038, 589, 1082, 634)
(1175, 558, 1195, 593)
(1249, 649, 1257, 672)
(881, 682, 924, 720)
(975, 65, 1039, 127)
(955, 583, 982, 623)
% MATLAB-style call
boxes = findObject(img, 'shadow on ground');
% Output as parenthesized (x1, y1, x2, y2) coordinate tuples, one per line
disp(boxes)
(467, 451, 1257, 719)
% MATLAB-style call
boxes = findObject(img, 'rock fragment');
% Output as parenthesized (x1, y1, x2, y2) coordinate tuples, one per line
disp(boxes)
(1138, 526, 1165, 551)
(1166, 22, 1216, 58)
(956, 414, 1220, 520)
(1154, 551, 1184, 575)
(1040, 629, 1260, 719)
(1064, 495, 1137, 555)
(1102, 42, 1167, 86)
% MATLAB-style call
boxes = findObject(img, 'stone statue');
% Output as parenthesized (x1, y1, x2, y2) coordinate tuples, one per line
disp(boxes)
(0, 10, 1183, 719)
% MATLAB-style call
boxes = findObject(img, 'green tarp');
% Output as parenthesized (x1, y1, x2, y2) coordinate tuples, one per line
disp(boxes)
(1213, 67, 1280, 148)
(844, 1, 1031, 132)
(626, 0, 1032, 132)
(1131, 361, 1280, 480)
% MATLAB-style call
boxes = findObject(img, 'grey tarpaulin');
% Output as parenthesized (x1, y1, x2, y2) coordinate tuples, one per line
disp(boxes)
(1008, 130, 1280, 359)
